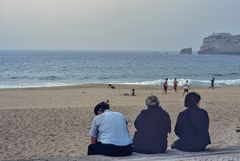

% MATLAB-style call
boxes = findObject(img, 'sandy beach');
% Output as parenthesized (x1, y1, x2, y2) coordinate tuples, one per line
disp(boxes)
(0, 84, 239, 160)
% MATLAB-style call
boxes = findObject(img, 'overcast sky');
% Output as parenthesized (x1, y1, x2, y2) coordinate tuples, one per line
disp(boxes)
(0, 0, 240, 51)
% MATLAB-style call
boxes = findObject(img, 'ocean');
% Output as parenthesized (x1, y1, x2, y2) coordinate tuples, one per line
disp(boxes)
(0, 50, 240, 89)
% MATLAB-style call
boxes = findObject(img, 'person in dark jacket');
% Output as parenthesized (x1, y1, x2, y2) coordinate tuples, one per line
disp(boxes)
(172, 92, 211, 152)
(133, 95, 171, 154)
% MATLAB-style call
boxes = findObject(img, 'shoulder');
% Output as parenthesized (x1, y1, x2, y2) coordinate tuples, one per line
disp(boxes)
(162, 109, 171, 120)
(199, 108, 209, 115)
(161, 108, 170, 116)
(178, 109, 188, 117)
(92, 114, 103, 122)
(113, 111, 126, 118)
(138, 109, 147, 115)
(136, 109, 148, 118)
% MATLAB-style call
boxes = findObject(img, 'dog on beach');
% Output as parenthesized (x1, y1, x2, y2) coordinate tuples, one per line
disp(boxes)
(108, 84, 116, 89)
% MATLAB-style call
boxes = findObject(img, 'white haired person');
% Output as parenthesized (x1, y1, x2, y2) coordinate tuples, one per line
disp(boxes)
(88, 102, 133, 156)
(133, 95, 171, 154)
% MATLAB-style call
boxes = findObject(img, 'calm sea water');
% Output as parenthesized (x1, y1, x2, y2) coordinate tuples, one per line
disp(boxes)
(0, 50, 240, 88)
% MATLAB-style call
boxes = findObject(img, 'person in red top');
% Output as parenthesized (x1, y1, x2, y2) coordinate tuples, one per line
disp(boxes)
(173, 78, 178, 92)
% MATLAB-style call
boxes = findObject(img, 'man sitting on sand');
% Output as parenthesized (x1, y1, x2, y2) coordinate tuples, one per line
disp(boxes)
(88, 102, 133, 156)
(133, 95, 171, 154)
(171, 92, 211, 152)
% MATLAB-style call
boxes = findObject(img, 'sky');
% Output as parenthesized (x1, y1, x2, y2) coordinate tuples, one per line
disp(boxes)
(0, 0, 240, 51)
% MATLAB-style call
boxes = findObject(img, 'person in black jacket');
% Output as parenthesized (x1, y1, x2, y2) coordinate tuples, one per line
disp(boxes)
(172, 92, 211, 152)
(133, 95, 171, 154)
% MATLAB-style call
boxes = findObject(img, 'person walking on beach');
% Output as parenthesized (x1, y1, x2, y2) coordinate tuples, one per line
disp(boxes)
(173, 78, 178, 92)
(209, 77, 215, 90)
(171, 92, 211, 152)
(183, 80, 190, 96)
(133, 95, 171, 154)
(88, 102, 132, 156)
(162, 78, 168, 95)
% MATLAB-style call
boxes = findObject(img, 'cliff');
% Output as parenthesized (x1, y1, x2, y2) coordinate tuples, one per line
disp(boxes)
(198, 33, 240, 55)
(179, 48, 192, 54)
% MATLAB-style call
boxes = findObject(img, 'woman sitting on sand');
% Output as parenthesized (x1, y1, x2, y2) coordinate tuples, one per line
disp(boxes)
(171, 92, 211, 152)
(88, 102, 132, 156)
(133, 95, 171, 154)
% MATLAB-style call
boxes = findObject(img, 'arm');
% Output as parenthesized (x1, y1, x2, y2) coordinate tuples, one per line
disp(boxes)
(134, 110, 144, 130)
(174, 113, 183, 137)
(91, 137, 98, 144)
(89, 118, 98, 144)
(168, 114, 172, 134)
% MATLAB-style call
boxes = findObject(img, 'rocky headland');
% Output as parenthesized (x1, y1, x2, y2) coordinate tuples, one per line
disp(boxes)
(179, 48, 192, 54)
(198, 33, 240, 55)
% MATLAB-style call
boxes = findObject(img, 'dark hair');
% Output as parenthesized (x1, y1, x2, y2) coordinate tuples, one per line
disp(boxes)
(94, 102, 110, 115)
(184, 92, 201, 108)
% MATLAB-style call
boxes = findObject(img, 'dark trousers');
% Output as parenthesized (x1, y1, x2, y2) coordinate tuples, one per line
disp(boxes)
(88, 142, 133, 156)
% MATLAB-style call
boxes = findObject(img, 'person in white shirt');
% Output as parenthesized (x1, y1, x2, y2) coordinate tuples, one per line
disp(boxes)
(183, 80, 190, 96)
(88, 102, 133, 156)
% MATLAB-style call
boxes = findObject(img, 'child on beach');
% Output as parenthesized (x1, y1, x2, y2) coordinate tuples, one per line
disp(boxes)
(183, 80, 190, 96)
(131, 89, 135, 96)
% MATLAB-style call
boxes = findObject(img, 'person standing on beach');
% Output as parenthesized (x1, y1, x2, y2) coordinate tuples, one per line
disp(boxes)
(133, 95, 171, 154)
(171, 92, 211, 152)
(88, 102, 132, 156)
(209, 77, 215, 89)
(173, 78, 178, 92)
(183, 80, 190, 96)
(162, 78, 168, 95)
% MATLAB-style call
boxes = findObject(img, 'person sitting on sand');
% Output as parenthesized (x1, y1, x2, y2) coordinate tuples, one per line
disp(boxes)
(131, 89, 135, 96)
(133, 95, 171, 154)
(162, 78, 168, 95)
(173, 78, 178, 92)
(171, 92, 211, 152)
(183, 80, 190, 96)
(88, 102, 133, 156)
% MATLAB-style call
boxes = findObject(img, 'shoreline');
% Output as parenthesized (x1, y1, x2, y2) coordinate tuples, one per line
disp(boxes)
(0, 83, 239, 91)
(0, 84, 239, 160)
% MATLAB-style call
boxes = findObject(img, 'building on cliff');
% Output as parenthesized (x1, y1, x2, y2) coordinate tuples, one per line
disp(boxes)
(198, 33, 240, 55)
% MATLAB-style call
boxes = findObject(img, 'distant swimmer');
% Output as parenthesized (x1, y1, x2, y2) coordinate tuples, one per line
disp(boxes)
(173, 78, 178, 92)
(183, 80, 190, 96)
(209, 77, 215, 90)
(162, 78, 168, 95)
